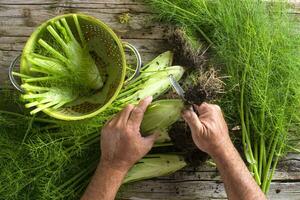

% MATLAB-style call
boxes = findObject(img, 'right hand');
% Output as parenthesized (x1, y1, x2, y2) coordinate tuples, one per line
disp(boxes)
(182, 102, 231, 157)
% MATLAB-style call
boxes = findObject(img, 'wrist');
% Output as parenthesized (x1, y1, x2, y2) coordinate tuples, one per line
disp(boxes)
(98, 160, 131, 175)
(209, 139, 235, 160)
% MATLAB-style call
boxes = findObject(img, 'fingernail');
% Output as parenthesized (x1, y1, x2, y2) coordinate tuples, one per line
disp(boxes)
(127, 104, 134, 109)
(202, 102, 208, 106)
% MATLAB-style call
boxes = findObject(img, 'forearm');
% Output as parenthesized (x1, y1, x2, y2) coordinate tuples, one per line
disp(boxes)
(211, 143, 266, 200)
(81, 162, 128, 200)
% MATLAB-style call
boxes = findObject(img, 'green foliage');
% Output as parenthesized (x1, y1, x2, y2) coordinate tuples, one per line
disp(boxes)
(0, 51, 187, 199)
(147, 0, 300, 193)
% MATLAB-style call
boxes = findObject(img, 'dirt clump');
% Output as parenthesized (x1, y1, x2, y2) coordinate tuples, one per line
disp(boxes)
(169, 121, 209, 166)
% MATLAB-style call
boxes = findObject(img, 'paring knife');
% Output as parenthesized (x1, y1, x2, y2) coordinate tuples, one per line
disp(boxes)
(168, 74, 195, 111)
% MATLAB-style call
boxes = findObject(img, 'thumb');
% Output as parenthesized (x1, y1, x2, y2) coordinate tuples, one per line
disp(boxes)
(182, 110, 204, 135)
(143, 132, 159, 150)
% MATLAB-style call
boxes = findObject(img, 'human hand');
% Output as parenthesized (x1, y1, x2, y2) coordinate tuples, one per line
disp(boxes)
(182, 103, 231, 157)
(99, 96, 157, 172)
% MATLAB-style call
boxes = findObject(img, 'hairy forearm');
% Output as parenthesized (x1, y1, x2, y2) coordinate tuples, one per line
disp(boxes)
(81, 162, 128, 200)
(81, 97, 156, 200)
(211, 143, 267, 200)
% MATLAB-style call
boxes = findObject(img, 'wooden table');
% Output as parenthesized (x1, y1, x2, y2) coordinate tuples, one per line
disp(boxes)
(0, 0, 299, 199)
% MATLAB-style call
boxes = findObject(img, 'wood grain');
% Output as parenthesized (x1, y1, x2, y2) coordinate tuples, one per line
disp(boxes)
(0, 0, 299, 199)
(0, 0, 170, 86)
(118, 154, 300, 199)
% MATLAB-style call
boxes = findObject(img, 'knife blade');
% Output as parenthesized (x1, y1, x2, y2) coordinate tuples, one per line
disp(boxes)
(168, 74, 195, 111)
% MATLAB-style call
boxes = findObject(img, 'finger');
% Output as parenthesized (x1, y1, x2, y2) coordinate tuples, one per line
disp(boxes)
(104, 115, 116, 127)
(115, 104, 135, 126)
(142, 133, 159, 152)
(182, 110, 204, 135)
(195, 102, 209, 113)
(128, 96, 153, 129)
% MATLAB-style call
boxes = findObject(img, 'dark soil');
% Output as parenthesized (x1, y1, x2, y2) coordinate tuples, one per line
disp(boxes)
(184, 84, 207, 105)
(169, 121, 209, 166)
(164, 27, 224, 104)
(167, 27, 207, 69)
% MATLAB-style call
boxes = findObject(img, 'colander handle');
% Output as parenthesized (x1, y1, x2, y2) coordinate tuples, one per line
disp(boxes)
(123, 42, 142, 83)
(8, 54, 25, 93)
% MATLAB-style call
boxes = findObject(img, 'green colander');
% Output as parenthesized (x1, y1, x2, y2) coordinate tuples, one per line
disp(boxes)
(9, 13, 141, 121)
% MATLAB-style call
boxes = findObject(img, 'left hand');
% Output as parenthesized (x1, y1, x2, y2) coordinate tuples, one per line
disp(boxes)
(100, 96, 157, 172)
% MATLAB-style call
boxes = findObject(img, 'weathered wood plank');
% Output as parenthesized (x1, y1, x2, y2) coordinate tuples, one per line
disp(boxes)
(119, 178, 300, 200)
(0, 0, 146, 4)
(0, 0, 170, 87)
(118, 181, 300, 200)
(0, 15, 156, 38)
(117, 155, 300, 199)
(1, 0, 300, 199)
(0, 26, 167, 39)
(0, 3, 158, 35)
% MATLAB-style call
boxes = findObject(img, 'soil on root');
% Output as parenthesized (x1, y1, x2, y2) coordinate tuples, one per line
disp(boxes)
(184, 85, 207, 105)
(166, 27, 207, 69)
(162, 27, 224, 105)
(169, 121, 209, 166)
